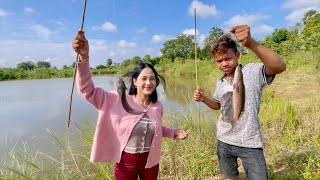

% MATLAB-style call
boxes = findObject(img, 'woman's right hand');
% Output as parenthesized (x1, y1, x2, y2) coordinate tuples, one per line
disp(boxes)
(193, 87, 204, 102)
(72, 30, 89, 59)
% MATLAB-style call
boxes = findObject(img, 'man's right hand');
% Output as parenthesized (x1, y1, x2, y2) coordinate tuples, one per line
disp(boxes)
(72, 30, 89, 60)
(193, 87, 204, 102)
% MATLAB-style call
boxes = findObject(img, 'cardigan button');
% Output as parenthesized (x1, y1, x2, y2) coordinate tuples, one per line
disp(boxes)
(143, 109, 147, 113)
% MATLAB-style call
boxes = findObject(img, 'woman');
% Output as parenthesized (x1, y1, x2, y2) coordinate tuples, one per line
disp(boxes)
(72, 30, 188, 180)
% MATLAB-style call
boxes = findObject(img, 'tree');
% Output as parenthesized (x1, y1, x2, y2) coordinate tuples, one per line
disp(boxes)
(201, 27, 250, 59)
(107, 58, 113, 67)
(160, 34, 194, 61)
(131, 56, 143, 64)
(199, 27, 225, 60)
(36, 61, 51, 68)
(143, 54, 159, 65)
(270, 28, 290, 44)
(150, 57, 160, 65)
(62, 65, 69, 69)
(143, 54, 151, 64)
(96, 65, 106, 69)
(71, 62, 76, 68)
(263, 28, 291, 54)
(301, 12, 320, 49)
(204, 27, 225, 48)
(17, 61, 36, 71)
(303, 10, 317, 25)
(199, 45, 211, 60)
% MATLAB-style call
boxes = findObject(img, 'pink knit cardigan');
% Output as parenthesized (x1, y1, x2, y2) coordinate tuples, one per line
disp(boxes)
(76, 60, 176, 168)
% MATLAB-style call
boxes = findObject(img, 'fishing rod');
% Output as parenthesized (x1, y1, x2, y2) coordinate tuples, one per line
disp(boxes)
(194, 8, 201, 134)
(67, 0, 88, 128)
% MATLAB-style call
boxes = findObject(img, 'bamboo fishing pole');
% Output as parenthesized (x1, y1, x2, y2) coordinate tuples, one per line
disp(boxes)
(194, 8, 201, 134)
(67, 0, 88, 128)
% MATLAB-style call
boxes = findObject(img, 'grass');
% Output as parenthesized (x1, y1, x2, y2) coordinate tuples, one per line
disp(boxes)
(1, 50, 320, 179)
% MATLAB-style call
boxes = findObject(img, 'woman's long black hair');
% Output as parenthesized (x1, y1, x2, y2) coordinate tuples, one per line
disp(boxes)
(126, 62, 165, 103)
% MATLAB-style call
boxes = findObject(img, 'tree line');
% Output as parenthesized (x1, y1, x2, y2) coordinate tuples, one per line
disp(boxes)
(1, 10, 319, 80)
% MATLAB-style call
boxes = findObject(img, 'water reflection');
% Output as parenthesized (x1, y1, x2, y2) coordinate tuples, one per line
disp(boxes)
(164, 77, 196, 105)
(0, 76, 198, 152)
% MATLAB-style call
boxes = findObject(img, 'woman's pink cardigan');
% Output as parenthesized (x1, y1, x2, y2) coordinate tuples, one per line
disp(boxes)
(76, 60, 176, 168)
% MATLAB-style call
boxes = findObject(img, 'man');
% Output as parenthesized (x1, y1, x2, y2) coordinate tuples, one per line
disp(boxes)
(193, 25, 286, 180)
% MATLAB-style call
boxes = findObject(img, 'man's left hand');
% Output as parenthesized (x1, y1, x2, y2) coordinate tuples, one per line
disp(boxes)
(230, 25, 254, 48)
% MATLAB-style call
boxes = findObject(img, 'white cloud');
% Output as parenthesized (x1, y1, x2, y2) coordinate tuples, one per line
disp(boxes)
(224, 14, 274, 35)
(0, 8, 8, 17)
(285, 7, 319, 24)
(181, 29, 205, 47)
(145, 48, 152, 54)
(117, 40, 136, 48)
(188, 0, 218, 18)
(92, 21, 117, 32)
(199, 34, 206, 47)
(90, 39, 109, 52)
(151, 34, 168, 43)
(182, 28, 199, 36)
(284, 0, 320, 9)
(255, 24, 274, 34)
(137, 27, 147, 34)
(24, 7, 35, 14)
(30, 25, 54, 39)
(225, 14, 270, 27)
(283, 0, 320, 24)
(52, 20, 64, 26)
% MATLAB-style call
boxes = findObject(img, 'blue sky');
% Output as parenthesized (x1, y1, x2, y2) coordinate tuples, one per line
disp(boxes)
(0, 0, 319, 68)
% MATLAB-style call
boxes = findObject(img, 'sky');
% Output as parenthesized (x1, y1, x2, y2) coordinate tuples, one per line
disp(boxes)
(0, 0, 319, 68)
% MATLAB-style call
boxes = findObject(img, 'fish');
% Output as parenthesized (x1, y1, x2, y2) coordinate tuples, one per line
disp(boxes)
(232, 65, 245, 127)
(116, 78, 143, 115)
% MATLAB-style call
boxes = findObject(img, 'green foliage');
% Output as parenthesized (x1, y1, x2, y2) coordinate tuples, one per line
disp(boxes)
(62, 65, 69, 69)
(106, 58, 113, 67)
(271, 28, 290, 44)
(131, 56, 142, 64)
(302, 12, 320, 50)
(303, 10, 317, 25)
(199, 44, 212, 60)
(17, 61, 36, 71)
(161, 34, 194, 61)
(200, 27, 225, 60)
(142, 54, 151, 63)
(263, 28, 290, 53)
(95, 64, 106, 69)
(263, 27, 302, 55)
(92, 67, 117, 75)
(36, 61, 51, 68)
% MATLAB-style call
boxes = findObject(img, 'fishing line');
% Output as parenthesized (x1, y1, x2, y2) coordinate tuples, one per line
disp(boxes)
(67, 0, 88, 128)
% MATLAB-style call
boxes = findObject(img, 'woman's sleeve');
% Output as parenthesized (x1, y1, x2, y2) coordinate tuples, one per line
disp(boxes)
(76, 59, 113, 110)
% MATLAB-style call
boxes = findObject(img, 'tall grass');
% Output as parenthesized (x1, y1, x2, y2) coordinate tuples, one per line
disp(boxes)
(2, 98, 318, 179)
